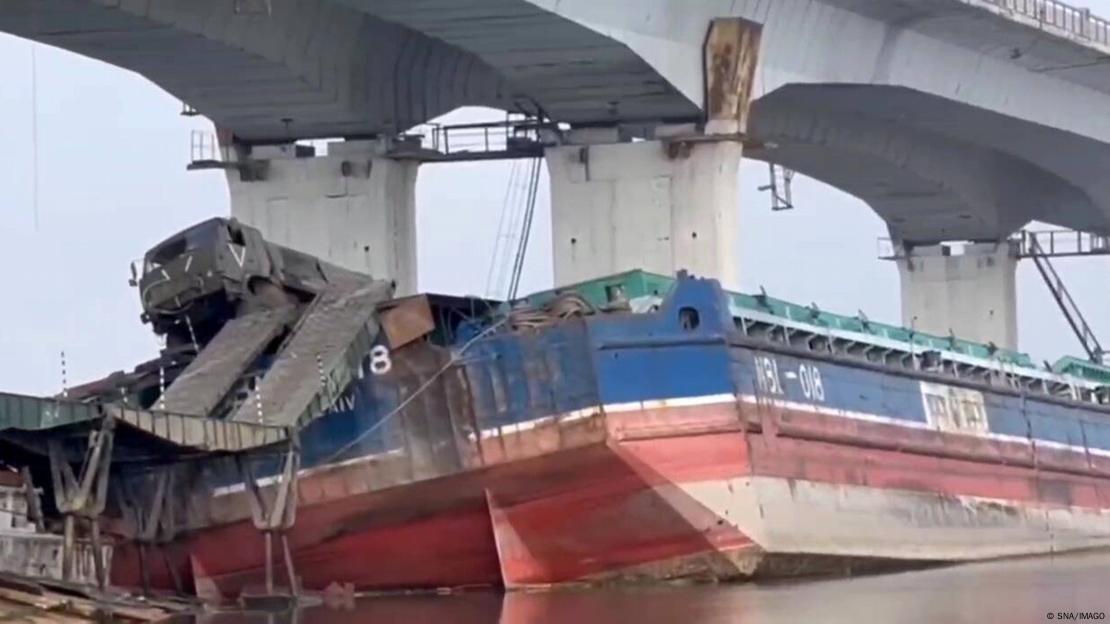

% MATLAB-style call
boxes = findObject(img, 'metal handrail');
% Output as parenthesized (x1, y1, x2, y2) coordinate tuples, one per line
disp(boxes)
(1016, 228, 1110, 257)
(877, 229, 1110, 260)
(189, 130, 225, 163)
(988, 0, 1110, 46)
(1025, 234, 1105, 363)
(404, 117, 551, 160)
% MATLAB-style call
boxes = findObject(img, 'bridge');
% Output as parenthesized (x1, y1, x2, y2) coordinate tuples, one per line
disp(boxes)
(4, 0, 1110, 350)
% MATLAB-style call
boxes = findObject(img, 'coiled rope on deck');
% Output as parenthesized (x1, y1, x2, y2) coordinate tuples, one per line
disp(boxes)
(507, 292, 597, 330)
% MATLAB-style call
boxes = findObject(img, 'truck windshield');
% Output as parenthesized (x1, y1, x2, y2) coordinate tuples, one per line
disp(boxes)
(145, 221, 224, 272)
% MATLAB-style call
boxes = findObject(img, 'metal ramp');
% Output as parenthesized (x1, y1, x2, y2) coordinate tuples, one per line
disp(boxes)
(159, 307, 296, 417)
(231, 280, 392, 426)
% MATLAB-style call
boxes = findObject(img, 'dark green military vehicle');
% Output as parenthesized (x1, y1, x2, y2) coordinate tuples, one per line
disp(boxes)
(133, 217, 365, 346)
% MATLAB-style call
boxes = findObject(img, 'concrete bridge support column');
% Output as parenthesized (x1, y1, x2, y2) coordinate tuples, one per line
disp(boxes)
(897, 242, 1019, 350)
(543, 16, 759, 290)
(226, 140, 419, 295)
(545, 131, 743, 290)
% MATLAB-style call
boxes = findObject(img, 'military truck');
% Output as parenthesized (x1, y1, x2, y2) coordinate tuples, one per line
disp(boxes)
(62, 218, 381, 409)
(132, 218, 367, 346)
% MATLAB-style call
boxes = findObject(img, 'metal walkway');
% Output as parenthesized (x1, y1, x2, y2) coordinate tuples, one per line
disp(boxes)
(159, 307, 296, 417)
(0, 392, 287, 453)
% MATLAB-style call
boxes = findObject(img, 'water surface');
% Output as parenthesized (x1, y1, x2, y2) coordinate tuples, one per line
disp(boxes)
(199, 551, 1110, 624)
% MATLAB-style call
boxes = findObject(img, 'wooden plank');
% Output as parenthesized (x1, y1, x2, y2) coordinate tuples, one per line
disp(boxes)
(0, 597, 90, 624)
(52, 597, 170, 623)
(0, 586, 65, 611)
(0, 579, 180, 623)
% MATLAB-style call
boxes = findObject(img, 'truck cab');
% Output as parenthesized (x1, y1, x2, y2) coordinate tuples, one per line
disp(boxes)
(134, 218, 369, 347)
(135, 218, 274, 343)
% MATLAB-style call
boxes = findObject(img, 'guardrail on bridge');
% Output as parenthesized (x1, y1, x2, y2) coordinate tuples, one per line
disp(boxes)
(988, 0, 1110, 46)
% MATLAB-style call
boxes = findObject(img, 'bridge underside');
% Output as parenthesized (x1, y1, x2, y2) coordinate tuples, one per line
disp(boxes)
(0, 0, 698, 141)
(5, 0, 1110, 352)
(5, 1, 1110, 243)
(748, 84, 1110, 243)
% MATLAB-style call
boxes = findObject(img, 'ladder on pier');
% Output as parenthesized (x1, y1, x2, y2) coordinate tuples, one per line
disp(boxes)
(758, 163, 795, 211)
(1025, 232, 1106, 363)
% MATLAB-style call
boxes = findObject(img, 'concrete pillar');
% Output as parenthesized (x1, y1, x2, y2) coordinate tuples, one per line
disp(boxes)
(898, 242, 1018, 349)
(226, 139, 420, 295)
(545, 132, 742, 289)
(542, 15, 760, 291)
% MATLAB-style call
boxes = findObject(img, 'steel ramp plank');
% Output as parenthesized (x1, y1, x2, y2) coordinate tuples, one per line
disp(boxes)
(160, 307, 296, 417)
(231, 280, 391, 426)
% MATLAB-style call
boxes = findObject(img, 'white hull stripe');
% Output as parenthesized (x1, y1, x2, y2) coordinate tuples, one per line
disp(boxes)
(471, 393, 1110, 457)
(213, 393, 1110, 497)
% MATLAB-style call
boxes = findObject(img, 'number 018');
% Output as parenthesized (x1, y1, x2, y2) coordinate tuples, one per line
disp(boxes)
(798, 364, 825, 401)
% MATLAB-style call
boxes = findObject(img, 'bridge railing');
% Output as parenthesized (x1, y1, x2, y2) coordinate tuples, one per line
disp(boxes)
(404, 117, 549, 161)
(189, 129, 231, 165)
(1015, 228, 1110, 258)
(990, 0, 1110, 45)
(876, 229, 1110, 261)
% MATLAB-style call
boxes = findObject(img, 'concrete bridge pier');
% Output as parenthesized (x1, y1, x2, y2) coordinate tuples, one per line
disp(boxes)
(544, 17, 759, 291)
(545, 129, 743, 290)
(897, 242, 1019, 350)
(225, 139, 420, 295)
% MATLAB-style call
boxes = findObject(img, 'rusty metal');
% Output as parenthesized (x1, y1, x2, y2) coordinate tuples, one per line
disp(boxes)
(117, 467, 180, 596)
(19, 467, 43, 533)
(378, 295, 436, 349)
(241, 434, 301, 598)
(47, 418, 114, 585)
(704, 17, 763, 133)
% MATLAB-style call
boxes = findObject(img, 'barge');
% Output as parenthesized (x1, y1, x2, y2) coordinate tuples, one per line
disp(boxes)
(2, 218, 1109, 600)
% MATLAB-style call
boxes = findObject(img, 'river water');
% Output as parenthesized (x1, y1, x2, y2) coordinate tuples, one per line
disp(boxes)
(199, 551, 1110, 624)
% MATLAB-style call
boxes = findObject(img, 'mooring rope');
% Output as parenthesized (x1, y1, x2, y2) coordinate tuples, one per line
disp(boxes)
(320, 315, 510, 464)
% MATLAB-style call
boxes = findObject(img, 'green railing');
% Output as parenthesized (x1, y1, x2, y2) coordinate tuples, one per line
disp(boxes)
(0, 392, 101, 432)
(0, 391, 288, 451)
(519, 270, 1110, 383)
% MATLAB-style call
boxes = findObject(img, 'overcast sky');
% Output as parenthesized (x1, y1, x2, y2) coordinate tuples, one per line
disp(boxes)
(2, 17, 1110, 396)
